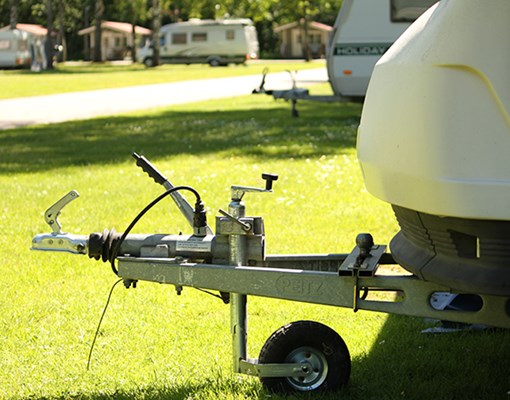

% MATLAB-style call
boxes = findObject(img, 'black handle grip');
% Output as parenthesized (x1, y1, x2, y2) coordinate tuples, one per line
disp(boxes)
(262, 173, 279, 190)
(132, 152, 167, 185)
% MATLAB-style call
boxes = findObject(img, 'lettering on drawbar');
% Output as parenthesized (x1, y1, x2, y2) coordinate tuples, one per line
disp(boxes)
(275, 275, 323, 297)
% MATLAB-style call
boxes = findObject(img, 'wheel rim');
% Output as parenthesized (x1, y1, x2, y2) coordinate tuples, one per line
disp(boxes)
(284, 346, 328, 391)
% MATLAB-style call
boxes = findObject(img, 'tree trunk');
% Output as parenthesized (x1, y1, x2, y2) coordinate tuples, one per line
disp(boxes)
(131, 17, 137, 62)
(83, 5, 90, 60)
(57, 0, 66, 62)
(152, 0, 161, 66)
(303, 20, 311, 61)
(302, 3, 312, 62)
(9, 0, 18, 30)
(94, 0, 104, 62)
(45, 0, 54, 70)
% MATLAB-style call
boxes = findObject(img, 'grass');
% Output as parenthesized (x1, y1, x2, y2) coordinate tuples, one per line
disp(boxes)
(0, 88, 509, 399)
(0, 60, 323, 99)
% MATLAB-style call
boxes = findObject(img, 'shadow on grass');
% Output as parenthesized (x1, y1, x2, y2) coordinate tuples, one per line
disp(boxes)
(3, 64, 146, 76)
(35, 376, 342, 400)
(35, 378, 264, 400)
(347, 315, 510, 400)
(32, 315, 510, 400)
(0, 101, 362, 174)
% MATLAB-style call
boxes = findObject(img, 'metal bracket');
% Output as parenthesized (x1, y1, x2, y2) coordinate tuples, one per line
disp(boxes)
(338, 244, 387, 277)
(218, 209, 252, 232)
(239, 359, 313, 378)
(338, 244, 387, 312)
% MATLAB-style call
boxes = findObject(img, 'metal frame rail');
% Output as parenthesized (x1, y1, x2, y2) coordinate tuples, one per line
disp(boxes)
(118, 253, 510, 378)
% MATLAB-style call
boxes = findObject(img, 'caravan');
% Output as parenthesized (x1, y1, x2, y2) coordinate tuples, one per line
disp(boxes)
(327, 0, 437, 98)
(0, 29, 32, 68)
(0, 24, 48, 70)
(138, 18, 259, 67)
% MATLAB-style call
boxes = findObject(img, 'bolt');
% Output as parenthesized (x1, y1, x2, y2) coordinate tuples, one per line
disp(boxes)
(123, 279, 137, 289)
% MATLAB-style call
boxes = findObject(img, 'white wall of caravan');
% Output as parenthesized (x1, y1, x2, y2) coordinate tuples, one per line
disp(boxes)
(327, 0, 436, 98)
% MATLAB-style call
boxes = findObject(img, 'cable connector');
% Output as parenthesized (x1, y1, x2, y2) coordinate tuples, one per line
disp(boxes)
(193, 199, 208, 237)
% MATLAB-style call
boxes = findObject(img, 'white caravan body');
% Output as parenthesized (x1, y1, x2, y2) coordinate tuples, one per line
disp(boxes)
(327, 0, 437, 98)
(138, 18, 259, 67)
(0, 29, 32, 68)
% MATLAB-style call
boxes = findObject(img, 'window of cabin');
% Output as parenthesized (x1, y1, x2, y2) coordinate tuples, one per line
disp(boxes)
(391, 0, 438, 22)
(0, 39, 10, 50)
(192, 32, 207, 42)
(172, 33, 187, 45)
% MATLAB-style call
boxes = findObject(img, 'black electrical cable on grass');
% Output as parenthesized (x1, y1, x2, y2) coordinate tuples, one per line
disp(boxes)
(86, 186, 228, 369)
(87, 278, 123, 371)
(109, 186, 201, 276)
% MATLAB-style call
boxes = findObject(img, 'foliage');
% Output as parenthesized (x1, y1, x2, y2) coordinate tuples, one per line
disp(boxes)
(0, 0, 343, 27)
(0, 0, 85, 32)
(0, 0, 343, 60)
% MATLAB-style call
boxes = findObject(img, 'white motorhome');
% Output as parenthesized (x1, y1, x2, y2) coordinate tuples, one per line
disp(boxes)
(327, 0, 437, 98)
(0, 29, 32, 68)
(138, 18, 259, 67)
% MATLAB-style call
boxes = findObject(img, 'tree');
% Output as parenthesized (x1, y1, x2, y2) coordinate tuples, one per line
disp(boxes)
(93, 0, 104, 61)
(300, 1, 315, 61)
(56, 0, 65, 61)
(112, 0, 146, 61)
(9, 0, 18, 29)
(45, 0, 54, 69)
(151, 0, 161, 66)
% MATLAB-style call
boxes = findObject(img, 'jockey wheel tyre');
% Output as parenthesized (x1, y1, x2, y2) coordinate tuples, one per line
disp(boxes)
(258, 320, 351, 393)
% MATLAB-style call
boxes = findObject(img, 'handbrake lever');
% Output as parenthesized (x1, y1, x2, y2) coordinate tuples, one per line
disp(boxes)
(132, 153, 213, 235)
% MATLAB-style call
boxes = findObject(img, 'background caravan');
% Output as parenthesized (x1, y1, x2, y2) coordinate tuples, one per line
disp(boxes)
(327, 0, 438, 98)
(138, 18, 259, 67)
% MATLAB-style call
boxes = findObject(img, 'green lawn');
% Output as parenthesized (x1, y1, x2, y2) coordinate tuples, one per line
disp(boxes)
(0, 60, 324, 99)
(0, 88, 508, 399)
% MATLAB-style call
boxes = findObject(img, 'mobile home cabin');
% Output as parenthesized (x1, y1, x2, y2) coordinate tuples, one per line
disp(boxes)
(327, 0, 437, 98)
(138, 19, 259, 67)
